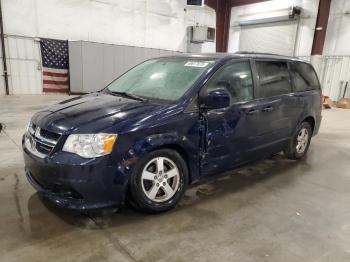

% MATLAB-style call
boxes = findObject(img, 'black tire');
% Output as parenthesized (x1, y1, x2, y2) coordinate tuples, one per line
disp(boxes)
(284, 121, 312, 160)
(128, 149, 189, 213)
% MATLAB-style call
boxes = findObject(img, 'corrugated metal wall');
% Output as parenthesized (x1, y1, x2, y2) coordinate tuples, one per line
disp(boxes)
(0, 36, 182, 95)
(1, 35, 43, 95)
(300, 55, 350, 101)
(319, 56, 350, 101)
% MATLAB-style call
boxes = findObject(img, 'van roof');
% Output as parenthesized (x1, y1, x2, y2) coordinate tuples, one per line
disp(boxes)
(169, 52, 309, 63)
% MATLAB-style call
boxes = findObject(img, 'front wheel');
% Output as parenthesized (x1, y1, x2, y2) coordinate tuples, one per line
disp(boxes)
(284, 122, 312, 160)
(129, 149, 188, 213)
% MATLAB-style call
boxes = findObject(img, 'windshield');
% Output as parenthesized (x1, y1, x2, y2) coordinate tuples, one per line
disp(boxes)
(106, 57, 215, 101)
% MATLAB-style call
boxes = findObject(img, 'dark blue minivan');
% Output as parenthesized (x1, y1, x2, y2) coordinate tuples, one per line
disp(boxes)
(23, 53, 322, 213)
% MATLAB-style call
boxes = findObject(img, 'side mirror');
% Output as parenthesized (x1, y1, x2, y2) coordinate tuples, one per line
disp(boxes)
(200, 88, 230, 110)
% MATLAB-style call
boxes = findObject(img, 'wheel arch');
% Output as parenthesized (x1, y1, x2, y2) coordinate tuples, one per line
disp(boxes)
(302, 116, 315, 134)
(131, 131, 200, 184)
(152, 144, 193, 184)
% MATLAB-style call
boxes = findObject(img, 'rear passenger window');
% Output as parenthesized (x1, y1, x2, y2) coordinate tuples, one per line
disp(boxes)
(256, 61, 292, 98)
(291, 62, 320, 92)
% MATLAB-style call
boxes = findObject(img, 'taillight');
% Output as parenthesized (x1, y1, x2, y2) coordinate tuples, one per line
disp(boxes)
(320, 93, 324, 110)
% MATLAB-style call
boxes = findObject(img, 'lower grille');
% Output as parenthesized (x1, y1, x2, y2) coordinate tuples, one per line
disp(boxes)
(28, 171, 83, 200)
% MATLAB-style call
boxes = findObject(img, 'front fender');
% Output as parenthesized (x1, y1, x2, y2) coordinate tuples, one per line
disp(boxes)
(123, 132, 200, 183)
(133, 132, 186, 154)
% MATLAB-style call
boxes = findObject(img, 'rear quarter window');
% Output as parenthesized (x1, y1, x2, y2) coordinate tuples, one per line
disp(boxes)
(255, 60, 292, 98)
(291, 62, 320, 92)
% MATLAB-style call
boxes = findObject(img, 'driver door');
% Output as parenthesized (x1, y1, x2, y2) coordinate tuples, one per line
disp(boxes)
(199, 60, 260, 176)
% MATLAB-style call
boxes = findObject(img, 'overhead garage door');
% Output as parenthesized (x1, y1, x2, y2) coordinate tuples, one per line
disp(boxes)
(239, 20, 299, 56)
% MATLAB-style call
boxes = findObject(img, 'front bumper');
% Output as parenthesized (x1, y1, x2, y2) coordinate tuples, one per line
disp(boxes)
(22, 136, 129, 210)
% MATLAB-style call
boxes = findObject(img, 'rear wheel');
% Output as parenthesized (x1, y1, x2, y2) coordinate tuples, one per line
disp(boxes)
(285, 122, 312, 160)
(129, 149, 188, 213)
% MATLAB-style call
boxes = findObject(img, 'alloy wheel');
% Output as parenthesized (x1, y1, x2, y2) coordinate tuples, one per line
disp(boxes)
(141, 157, 180, 203)
(296, 127, 309, 154)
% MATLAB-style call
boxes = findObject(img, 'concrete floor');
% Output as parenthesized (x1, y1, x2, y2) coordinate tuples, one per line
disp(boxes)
(0, 95, 350, 262)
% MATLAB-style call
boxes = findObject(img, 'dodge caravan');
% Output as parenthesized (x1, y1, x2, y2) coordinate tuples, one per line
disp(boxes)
(23, 53, 322, 213)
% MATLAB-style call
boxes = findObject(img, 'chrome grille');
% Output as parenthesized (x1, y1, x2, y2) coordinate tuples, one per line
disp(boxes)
(26, 123, 61, 158)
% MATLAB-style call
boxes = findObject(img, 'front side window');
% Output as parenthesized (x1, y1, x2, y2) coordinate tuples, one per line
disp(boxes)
(205, 61, 254, 104)
(291, 62, 320, 92)
(106, 58, 215, 101)
(256, 61, 292, 98)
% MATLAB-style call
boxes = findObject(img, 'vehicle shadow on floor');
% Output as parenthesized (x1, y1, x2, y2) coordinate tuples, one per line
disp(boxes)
(26, 153, 312, 233)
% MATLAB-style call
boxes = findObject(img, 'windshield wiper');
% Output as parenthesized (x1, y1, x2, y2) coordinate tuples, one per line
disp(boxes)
(105, 90, 146, 101)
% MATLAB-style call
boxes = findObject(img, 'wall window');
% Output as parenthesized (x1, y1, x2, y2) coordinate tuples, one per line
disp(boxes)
(206, 61, 254, 104)
(291, 62, 320, 92)
(256, 61, 292, 97)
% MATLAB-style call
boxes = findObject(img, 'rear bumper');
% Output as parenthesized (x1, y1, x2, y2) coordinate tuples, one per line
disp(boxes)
(22, 136, 129, 210)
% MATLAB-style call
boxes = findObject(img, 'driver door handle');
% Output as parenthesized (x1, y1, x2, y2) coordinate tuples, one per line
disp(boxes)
(247, 109, 259, 115)
(262, 106, 274, 112)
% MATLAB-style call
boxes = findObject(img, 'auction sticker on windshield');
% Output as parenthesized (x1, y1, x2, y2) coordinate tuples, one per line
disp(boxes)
(184, 61, 210, 67)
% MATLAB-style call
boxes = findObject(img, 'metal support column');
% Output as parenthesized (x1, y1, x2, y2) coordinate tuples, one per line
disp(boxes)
(0, 0, 9, 95)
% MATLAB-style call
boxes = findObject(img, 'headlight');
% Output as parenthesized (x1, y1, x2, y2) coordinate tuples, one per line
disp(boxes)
(62, 133, 117, 158)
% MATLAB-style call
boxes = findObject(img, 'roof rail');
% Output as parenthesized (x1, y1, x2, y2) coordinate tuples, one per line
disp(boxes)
(234, 51, 296, 59)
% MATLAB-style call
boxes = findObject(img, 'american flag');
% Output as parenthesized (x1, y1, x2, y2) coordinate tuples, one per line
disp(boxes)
(40, 38, 69, 93)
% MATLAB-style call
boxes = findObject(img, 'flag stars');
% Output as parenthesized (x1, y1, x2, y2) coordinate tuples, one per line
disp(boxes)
(40, 38, 69, 70)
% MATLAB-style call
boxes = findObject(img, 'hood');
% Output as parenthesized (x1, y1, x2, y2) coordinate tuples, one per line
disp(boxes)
(32, 93, 164, 134)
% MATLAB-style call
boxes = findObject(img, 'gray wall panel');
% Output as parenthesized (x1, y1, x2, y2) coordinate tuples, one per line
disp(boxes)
(69, 41, 182, 93)
(82, 42, 104, 93)
(144, 48, 160, 60)
(123, 46, 138, 72)
(102, 44, 115, 86)
(134, 47, 147, 65)
(68, 41, 83, 93)
(114, 45, 125, 78)
(159, 49, 170, 57)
